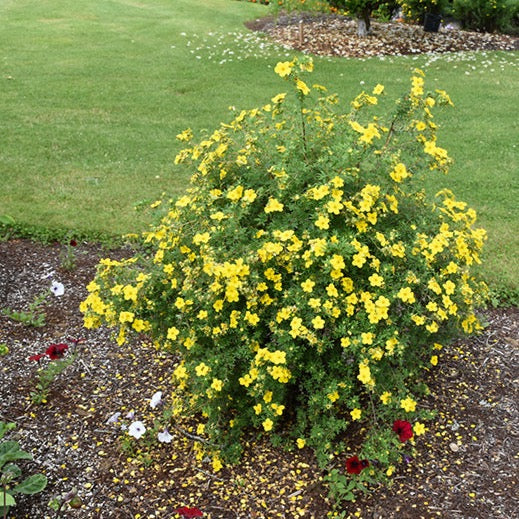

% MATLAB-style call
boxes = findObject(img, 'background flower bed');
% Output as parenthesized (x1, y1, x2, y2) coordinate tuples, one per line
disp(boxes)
(0, 239, 517, 517)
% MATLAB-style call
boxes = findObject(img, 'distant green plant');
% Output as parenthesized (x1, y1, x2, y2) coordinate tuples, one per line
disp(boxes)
(59, 238, 78, 272)
(1, 291, 48, 328)
(0, 421, 47, 518)
(0, 344, 8, 356)
(453, 0, 516, 33)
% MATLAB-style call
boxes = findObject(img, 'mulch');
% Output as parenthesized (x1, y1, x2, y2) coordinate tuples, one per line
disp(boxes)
(1, 237, 517, 518)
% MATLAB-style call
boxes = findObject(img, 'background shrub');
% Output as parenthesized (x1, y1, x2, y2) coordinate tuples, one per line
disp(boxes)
(81, 58, 487, 470)
(453, 0, 518, 33)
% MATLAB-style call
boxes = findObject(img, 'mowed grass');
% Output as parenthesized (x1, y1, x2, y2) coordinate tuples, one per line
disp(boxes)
(1, 0, 518, 291)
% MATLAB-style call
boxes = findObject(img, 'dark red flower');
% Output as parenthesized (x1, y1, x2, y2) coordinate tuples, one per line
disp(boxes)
(345, 455, 369, 475)
(175, 507, 203, 518)
(393, 419, 413, 442)
(69, 239, 77, 247)
(45, 343, 68, 360)
(29, 354, 45, 362)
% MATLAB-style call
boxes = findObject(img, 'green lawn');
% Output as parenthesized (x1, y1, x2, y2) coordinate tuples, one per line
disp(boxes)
(1, 0, 517, 293)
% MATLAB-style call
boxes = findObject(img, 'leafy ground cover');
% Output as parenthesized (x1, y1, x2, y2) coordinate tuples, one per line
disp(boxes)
(1, 239, 517, 518)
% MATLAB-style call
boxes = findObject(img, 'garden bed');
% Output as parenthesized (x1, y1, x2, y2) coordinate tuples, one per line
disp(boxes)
(246, 13, 519, 58)
(1, 238, 517, 518)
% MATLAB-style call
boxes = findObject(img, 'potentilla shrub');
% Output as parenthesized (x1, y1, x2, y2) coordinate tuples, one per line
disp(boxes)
(81, 58, 487, 469)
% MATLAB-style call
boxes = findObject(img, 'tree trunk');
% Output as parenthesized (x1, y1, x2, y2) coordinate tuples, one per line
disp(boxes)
(357, 8, 371, 37)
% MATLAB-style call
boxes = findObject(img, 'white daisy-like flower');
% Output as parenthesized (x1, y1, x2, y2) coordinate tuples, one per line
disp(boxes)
(50, 281, 65, 297)
(157, 428, 173, 444)
(128, 421, 146, 439)
(150, 391, 162, 409)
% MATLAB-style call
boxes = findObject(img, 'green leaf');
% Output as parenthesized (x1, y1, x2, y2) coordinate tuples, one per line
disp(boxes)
(12, 473, 48, 495)
(0, 422, 16, 441)
(2, 463, 22, 479)
(1, 490, 16, 506)
(0, 215, 15, 225)
(0, 441, 32, 468)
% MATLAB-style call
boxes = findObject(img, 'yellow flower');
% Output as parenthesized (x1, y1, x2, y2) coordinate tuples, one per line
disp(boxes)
(373, 84, 384, 95)
(119, 311, 134, 323)
(390, 163, 410, 183)
(195, 362, 211, 377)
(271, 93, 287, 104)
(312, 316, 325, 329)
(296, 438, 306, 449)
(400, 397, 417, 413)
(167, 327, 179, 341)
(315, 214, 330, 230)
(274, 61, 293, 78)
(380, 391, 392, 404)
(122, 284, 138, 302)
(211, 378, 223, 392)
(430, 355, 438, 366)
(263, 418, 274, 431)
(350, 408, 362, 420)
(226, 185, 243, 201)
(386, 465, 395, 477)
(327, 391, 339, 402)
(212, 457, 223, 472)
(296, 79, 310, 96)
(397, 286, 416, 303)
(264, 198, 284, 213)
(361, 332, 374, 345)
(301, 279, 315, 293)
(413, 422, 426, 436)
(357, 362, 372, 385)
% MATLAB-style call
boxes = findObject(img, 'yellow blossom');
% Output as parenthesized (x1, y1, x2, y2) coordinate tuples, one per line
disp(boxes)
(380, 391, 392, 404)
(350, 408, 362, 420)
(263, 418, 274, 432)
(274, 61, 293, 78)
(264, 198, 284, 213)
(414, 422, 426, 436)
(400, 397, 417, 413)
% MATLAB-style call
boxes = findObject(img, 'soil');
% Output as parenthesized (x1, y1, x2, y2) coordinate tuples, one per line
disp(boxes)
(1, 15, 519, 519)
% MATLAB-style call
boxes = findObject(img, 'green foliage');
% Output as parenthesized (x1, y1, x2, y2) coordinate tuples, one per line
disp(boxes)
(399, 0, 452, 20)
(1, 291, 48, 328)
(272, 0, 332, 12)
(30, 353, 76, 405)
(59, 237, 78, 272)
(0, 422, 47, 518)
(0, 344, 8, 357)
(82, 57, 487, 487)
(452, 0, 518, 33)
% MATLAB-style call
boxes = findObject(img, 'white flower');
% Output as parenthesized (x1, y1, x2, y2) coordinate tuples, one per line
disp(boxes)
(150, 391, 162, 409)
(157, 428, 173, 444)
(126, 410, 135, 419)
(128, 421, 146, 439)
(106, 412, 121, 425)
(50, 281, 64, 297)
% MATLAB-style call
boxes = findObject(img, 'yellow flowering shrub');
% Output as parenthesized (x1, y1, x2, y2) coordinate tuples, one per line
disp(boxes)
(81, 57, 486, 469)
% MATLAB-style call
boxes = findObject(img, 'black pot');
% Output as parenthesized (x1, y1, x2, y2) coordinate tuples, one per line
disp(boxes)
(423, 13, 442, 32)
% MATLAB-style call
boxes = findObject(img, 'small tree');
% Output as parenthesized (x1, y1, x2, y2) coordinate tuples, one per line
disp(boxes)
(332, 1, 400, 36)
